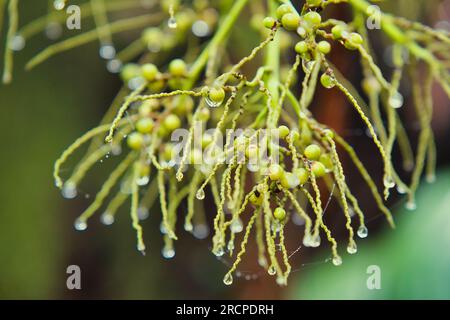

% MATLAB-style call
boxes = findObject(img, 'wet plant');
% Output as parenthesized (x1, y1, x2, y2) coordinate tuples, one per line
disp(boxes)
(1, 0, 449, 285)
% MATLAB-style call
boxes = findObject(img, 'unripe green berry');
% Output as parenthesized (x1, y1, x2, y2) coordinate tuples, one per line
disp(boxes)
(163, 144, 174, 161)
(269, 164, 284, 181)
(331, 24, 346, 39)
(280, 172, 300, 189)
(276, 4, 292, 19)
(250, 192, 263, 206)
(317, 40, 331, 54)
(320, 73, 335, 89)
(120, 63, 141, 82)
(197, 107, 210, 121)
(295, 41, 309, 54)
(127, 132, 145, 150)
(208, 87, 225, 105)
(169, 59, 187, 77)
(311, 161, 326, 177)
(304, 144, 322, 160)
(163, 114, 181, 131)
(294, 167, 309, 185)
(274, 207, 286, 221)
(303, 11, 321, 27)
(345, 32, 363, 50)
(281, 13, 300, 31)
(141, 63, 159, 81)
(263, 17, 276, 29)
(136, 118, 154, 134)
(278, 125, 290, 139)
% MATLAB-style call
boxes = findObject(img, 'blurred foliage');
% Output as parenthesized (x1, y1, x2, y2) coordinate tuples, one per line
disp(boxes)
(291, 168, 450, 299)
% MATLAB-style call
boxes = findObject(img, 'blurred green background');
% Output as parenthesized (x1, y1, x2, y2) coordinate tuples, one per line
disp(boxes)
(0, 1, 449, 299)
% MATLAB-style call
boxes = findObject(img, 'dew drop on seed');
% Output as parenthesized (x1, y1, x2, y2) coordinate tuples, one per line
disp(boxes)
(100, 213, 115, 226)
(167, 17, 178, 29)
(193, 224, 209, 239)
(128, 76, 145, 90)
(74, 219, 87, 231)
(405, 201, 417, 211)
(107, 59, 122, 73)
(53, 0, 65, 10)
(230, 218, 243, 233)
(162, 247, 175, 259)
(292, 213, 305, 226)
(205, 96, 222, 108)
(196, 189, 205, 200)
(45, 22, 63, 40)
(62, 182, 77, 199)
(99, 44, 116, 60)
(347, 242, 358, 254)
(223, 273, 233, 285)
(297, 26, 307, 37)
(111, 145, 122, 156)
(138, 206, 149, 220)
(357, 226, 368, 238)
(247, 163, 260, 172)
(389, 92, 404, 109)
(332, 256, 342, 266)
(268, 265, 276, 276)
(302, 234, 313, 247)
(10, 35, 25, 51)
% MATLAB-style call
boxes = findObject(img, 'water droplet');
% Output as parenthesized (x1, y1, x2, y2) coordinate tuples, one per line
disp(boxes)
(137, 242, 146, 253)
(128, 76, 145, 90)
(309, 234, 321, 248)
(193, 224, 209, 239)
(346, 242, 358, 254)
(160, 222, 168, 235)
(168, 17, 178, 29)
(357, 226, 368, 238)
(184, 221, 193, 232)
(332, 255, 342, 266)
(213, 246, 225, 257)
(268, 265, 276, 276)
(383, 175, 396, 189)
(100, 213, 115, 225)
(53, 0, 65, 10)
(10, 34, 25, 51)
(136, 175, 150, 186)
(192, 20, 210, 37)
(138, 206, 149, 220)
(99, 44, 116, 60)
(227, 240, 234, 252)
(396, 184, 407, 194)
(111, 145, 122, 155)
(205, 96, 222, 108)
(276, 276, 287, 286)
(405, 201, 417, 211)
(230, 218, 243, 233)
(292, 213, 305, 226)
(74, 219, 87, 231)
(162, 246, 175, 259)
(258, 256, 268, 267)
(296, 26, 307, 37)
(45, 22, 62, 40)
(389, 92, 404, 109)
(196, 189, 205, 200)
(107, 59, 122, 73)
(426, 174, 436, 184)
(302, 234, 313, 247)
(62, 182, 77, 199)
(247, 163, 260, 172)
(223, 273, 233, 285)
